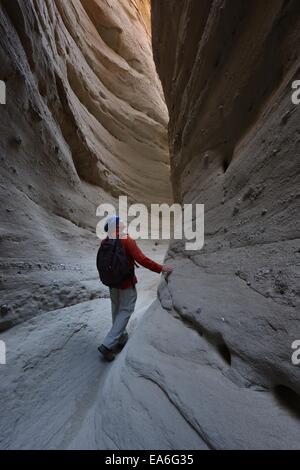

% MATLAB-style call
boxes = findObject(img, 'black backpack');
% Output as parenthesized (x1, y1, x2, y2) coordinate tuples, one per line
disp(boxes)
(96, 238, 134, 288)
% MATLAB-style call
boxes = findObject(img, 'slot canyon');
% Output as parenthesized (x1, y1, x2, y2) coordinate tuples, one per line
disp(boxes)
(0, 0, 299, 450)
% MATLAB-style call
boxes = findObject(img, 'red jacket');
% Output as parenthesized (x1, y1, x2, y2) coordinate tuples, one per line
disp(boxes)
(101, 235, 163, 289)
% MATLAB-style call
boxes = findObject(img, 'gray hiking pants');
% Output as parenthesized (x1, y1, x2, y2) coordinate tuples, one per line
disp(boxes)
(102, 286, 137, 350)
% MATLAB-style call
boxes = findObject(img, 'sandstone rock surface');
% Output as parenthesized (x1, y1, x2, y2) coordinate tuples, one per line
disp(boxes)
(96, 0, 300, 449)
(1, 0, 300, 451)
(0, 0, 170, 329)
(152, 0, 300, 392)
(0, 241, 167, 450)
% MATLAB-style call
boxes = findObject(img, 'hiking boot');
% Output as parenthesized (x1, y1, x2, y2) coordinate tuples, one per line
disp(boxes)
(114, 340, 127, 353)
(114, 334, 128, 353)
(98, 344, 115, 362)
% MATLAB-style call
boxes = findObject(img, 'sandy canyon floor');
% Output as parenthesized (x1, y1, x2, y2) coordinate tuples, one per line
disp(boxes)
(0, 240, 167, 450)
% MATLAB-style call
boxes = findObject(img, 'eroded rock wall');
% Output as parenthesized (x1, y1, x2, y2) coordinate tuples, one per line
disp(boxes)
(0, 0, 170, 329)
(95, 0, 300, 450)
(152, 0, 300, 392)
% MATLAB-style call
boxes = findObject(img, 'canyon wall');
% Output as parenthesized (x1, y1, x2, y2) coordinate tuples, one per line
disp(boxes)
(152, 0, 300, 391)
(1, 0, 300, 450)
(0, 0, 170, 329)
(95, 0, 300, 450)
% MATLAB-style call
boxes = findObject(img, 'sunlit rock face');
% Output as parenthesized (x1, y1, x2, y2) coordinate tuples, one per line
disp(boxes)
(0, 0, 170, 329)
(95, 1, 300, 450)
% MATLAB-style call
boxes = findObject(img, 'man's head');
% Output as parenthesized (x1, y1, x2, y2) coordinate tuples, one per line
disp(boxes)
(104, 215, 125, 237)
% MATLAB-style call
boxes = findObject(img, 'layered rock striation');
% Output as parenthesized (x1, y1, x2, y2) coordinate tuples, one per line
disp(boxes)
(0, 0, 170, 329)
(95, 0, 300, 450)
(152, 0, 300, 394)
(1, 0, 300, 450)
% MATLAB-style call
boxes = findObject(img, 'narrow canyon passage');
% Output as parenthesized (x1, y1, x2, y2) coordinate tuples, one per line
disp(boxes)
(0, 0, 171, 449)
(1, 0, 300, 451)
(0, 241, 168, 450)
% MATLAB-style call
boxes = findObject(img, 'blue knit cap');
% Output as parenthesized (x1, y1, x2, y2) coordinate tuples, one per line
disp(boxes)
(104, 215, 120, 233)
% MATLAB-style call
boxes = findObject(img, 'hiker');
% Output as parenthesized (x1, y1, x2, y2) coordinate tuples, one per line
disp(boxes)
(97, 215, 173, 361)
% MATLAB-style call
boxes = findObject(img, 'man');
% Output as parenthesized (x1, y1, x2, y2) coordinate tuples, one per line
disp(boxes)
(98, 215, 173, 361)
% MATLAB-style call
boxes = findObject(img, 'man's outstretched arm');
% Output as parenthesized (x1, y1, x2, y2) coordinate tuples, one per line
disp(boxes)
(125, 237, 173, 273)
